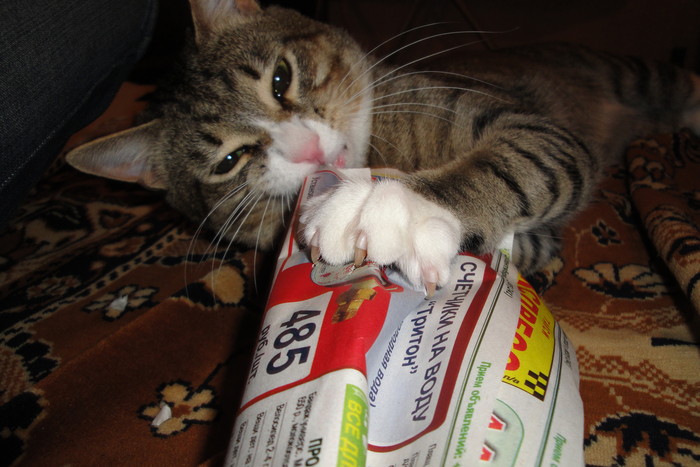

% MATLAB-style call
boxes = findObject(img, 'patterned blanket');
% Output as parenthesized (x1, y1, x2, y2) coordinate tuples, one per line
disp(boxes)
(1, 83, 699, 466)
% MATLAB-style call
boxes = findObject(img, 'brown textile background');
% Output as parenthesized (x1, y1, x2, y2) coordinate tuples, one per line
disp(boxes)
(1, 83, 699, 466)
(531, 131, 700, 465)
(627, 131, 700, 312)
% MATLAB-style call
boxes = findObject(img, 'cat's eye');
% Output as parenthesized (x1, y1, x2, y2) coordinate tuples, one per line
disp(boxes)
(214, 147, 248, 175)
(272, 59, 292, 102)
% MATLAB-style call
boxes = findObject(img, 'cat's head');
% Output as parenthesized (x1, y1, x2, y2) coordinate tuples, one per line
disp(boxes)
(66, 0, 373, 248)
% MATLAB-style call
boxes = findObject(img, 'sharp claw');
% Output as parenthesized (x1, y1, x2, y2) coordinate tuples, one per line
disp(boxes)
(354, 231, 368, 268)
(425, 281, 437, 298)
(354, 249, 366, 268)
(310, 231, 320, 264)
(423, 266, 438, 298)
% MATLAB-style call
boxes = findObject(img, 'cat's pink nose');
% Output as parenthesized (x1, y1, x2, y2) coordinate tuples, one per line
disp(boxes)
(294, 134, 325, 165)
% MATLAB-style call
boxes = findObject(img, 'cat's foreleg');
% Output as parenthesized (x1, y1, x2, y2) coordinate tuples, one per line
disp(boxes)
(301, 119, 597, 293)
(405, 123, 598, 277)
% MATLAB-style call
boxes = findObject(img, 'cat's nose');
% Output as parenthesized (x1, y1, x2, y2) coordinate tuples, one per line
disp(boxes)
(294, 133, 325, 165)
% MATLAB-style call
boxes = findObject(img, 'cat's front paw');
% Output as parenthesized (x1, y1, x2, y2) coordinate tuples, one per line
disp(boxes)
(300, 178, 461, 294)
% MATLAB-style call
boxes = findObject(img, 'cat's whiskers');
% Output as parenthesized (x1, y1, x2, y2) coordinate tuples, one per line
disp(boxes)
(220, 189, 266, 264)
(184, 179, 251, 299)
(334, 22, 453, 97)
(367, 101, 466, 134)
(370, 101, 463, 117)
(338, 30, 500, 103)
(252, 195, 273, 292)
(367, 141, 389, 166)
(277, 195, 286, 228)
(345, 83, 509, 112)
(196, 180, 251, 248)
(368, 109, 466, 129)
(284, 192, 293, 218)
(339, 104, 455, 163)
(346, 70, 508, 110)
(368, 133, 408, 163)
(206, 209, 243, 266)
(215, 188, 259, 249)
(338, 83, 509, 150)
(334, 38, 509, 162)
(201, 182, 260, 278)
(336, 102, 425, 164)
(191, 180, 251, 246)
(375, 70, 505, 91)
(210, 187, 264, 289)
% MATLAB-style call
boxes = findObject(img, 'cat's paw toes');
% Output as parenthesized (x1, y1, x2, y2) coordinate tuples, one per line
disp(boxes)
(300, 179, 462, 293)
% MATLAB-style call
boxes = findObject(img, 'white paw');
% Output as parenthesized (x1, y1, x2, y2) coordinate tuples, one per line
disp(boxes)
(300, 178, 462, 293)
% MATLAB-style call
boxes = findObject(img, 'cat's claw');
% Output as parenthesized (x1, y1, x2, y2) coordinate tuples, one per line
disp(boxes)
(423, 266, 438, 298)
(301, 178, 462, 293)
(353, 231, 436, 296)
(354, 231, 368, 268)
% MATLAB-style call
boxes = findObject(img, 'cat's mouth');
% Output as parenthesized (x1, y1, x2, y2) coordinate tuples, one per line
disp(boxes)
(258, 115, 357, 195)
(261, 139, 350, 196)
(333, 155, 346, 169)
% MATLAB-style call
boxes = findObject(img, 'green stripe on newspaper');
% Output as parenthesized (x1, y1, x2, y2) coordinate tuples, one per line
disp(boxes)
(535, 324, 565, 467)
(337, 384, 368, 467)
(442, 273, 506, 466)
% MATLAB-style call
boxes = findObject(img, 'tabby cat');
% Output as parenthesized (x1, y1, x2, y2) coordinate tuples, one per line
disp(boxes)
(66, 0, 700, 293)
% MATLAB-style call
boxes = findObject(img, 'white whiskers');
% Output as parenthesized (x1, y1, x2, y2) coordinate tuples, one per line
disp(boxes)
(184, 179, 251, 300)
(252, 195, 273, 292)
(339, 29, 502, 104)
(334, 22, 454, 97)
(369, 109, 466, 130)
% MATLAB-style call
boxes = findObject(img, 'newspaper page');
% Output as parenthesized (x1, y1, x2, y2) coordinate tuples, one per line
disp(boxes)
(224, 168, 584, 467)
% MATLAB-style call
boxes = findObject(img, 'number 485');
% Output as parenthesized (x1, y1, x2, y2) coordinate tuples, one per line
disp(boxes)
(266, 310, 321, 375)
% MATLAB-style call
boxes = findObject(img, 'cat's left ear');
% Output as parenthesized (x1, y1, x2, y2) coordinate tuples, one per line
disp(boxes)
(65, 119, 166, 190)
(189, 0, 262, 40)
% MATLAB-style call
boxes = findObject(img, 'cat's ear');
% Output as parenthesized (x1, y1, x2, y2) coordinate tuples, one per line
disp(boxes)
(65, 119, 166, 190)
(189, 0, 262, 40)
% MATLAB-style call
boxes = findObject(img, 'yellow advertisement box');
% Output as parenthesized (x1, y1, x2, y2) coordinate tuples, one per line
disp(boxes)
(502, 275, 556, 400)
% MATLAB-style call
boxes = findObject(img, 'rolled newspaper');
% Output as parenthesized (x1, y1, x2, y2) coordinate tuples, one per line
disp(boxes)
(224, 168, 583, 467)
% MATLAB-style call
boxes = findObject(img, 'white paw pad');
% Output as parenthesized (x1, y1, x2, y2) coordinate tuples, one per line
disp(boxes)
(300, 178, 462, 291)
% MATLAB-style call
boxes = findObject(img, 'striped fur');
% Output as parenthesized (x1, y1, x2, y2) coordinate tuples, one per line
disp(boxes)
(66, 0, 700, 280)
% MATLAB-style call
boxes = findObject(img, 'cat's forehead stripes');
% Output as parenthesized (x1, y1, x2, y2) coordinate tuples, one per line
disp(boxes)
(198, 130, 223, 147)
(188, 149, 209, 163)
(239, 65, 262, 80)
(281, 31, 324, 45)
(191, 113, 223, 124)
